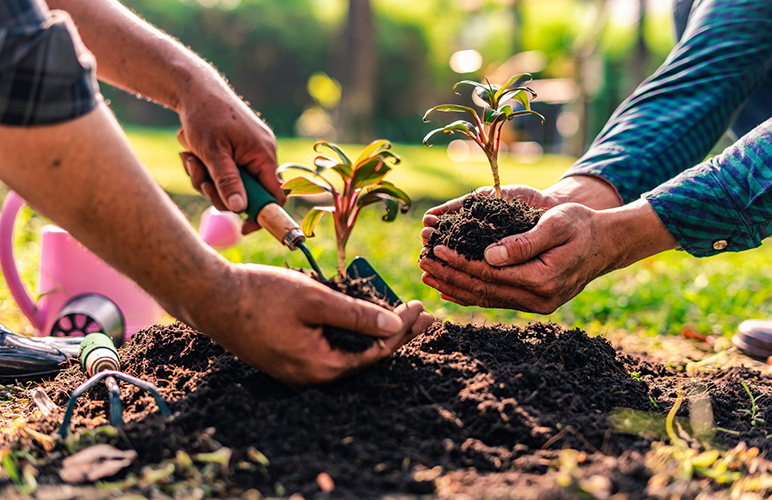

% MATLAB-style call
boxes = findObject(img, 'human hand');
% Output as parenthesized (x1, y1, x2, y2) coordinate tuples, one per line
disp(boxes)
(203, 264, 434, 387)
(176, 81, 284, 234)
(422, 176, 622, 245)
(419, 200, 676, 313)
(421, 185, 557, 245)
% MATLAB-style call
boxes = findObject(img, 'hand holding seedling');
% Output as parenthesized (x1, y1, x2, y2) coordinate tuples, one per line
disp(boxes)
(420, 200, 677, 313)
(421, 177, 624, 244)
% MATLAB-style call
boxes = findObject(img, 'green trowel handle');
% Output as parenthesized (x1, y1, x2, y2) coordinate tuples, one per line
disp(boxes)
(239, 170, 305, 249)
(239, 170, 276, 221)
(79, 333, 120, 376)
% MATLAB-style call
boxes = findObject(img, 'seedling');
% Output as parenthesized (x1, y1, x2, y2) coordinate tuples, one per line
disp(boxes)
(423, 73, 544, 198)
(280, 140, 411, 276)
(738, 381, 765, 427)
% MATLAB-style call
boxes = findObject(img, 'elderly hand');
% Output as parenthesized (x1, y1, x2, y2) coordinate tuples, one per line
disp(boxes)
(176, 82, 284, 234)
(420, 200, 677, 313)
(206, 264, 435, 387)
(421, 176, 622, 245)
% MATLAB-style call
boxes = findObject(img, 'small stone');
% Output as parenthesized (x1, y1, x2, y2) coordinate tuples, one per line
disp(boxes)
(316, 472, 335, 492)
(713, 240, 728, 250)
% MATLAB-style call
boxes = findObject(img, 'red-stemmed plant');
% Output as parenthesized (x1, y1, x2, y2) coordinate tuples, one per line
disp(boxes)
(280, 140, 411, 276)
(423, 73, 544, 198)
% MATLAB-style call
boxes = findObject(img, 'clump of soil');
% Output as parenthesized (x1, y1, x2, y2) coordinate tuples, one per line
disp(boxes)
(424, 192, 543, 261)
(319, 274, 393, 352)
(11, 320, 772, 499)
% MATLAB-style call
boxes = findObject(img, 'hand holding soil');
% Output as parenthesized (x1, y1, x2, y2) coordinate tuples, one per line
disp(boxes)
(421, 200, 679, 313)
(202, 264, 433, 387)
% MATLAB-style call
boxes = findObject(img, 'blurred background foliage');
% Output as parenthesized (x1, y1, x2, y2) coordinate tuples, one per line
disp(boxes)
(105, 0, 677, 152)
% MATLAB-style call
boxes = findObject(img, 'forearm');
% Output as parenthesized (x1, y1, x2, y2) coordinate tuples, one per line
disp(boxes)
(47, 0, 227, 112)
(600, 200, 679, 274)
(0, 104, 232, 327)
(564, 0, 772, 202)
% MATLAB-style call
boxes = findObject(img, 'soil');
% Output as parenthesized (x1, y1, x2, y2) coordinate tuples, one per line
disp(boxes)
(423, 193, 543, 262)
(319, 274, 393, 353)
(6, 319, 772, 499)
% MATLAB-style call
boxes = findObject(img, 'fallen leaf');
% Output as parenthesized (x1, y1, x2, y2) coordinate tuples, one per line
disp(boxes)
(59, 444, 137, 483)
(31, 388, 58, 417)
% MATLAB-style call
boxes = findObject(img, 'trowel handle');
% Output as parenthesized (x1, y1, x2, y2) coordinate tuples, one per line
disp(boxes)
(239, 171, 305, 250)
(79, 332, 120, 376)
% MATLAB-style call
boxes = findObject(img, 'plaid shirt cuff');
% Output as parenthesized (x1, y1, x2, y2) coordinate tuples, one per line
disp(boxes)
(0, 9, 101, 126)
(644, 119, 772, 257)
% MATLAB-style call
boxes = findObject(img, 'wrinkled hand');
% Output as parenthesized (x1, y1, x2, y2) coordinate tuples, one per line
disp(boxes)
(421, 185, 558, 245)
(206, 264, 434, 387)
(177, 81, 284, 234)
(420, 200, 676, 314)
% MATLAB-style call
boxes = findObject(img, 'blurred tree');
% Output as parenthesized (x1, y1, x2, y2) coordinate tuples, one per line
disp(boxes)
(336, 0, 376, 143)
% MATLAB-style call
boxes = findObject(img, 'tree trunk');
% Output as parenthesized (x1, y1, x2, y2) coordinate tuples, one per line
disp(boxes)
(336, 0, 376, 143)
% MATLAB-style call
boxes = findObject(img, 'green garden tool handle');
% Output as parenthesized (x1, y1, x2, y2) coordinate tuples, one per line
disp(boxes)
(238, 170, 305, 250)
(79, 332, 120, 376)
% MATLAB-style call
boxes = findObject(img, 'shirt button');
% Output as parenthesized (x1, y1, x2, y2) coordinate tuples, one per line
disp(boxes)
(713, 240, 728, 250)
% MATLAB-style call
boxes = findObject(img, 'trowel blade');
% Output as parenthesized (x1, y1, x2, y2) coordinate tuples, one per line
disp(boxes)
(346, 257, 402, 308)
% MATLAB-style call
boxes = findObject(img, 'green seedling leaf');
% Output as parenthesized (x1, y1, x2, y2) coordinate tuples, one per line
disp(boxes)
(483, 105, 500, 126)
(278, 163, 318, 177)
(354, 139, 391, 166)
(351, 157, 391, 190)
(494, 73, 533, 101)
(357, 191, 408, 221)
(301, 207, 333, 237)
(452, 79, 490, 96)
(314, 141, 351, 166)
(368, 182, 411, 206)
(282, 176, 331, 196)
(423, 120, 478, 146)
(474, 86, 496, 107)
(422, 104, 480, 123)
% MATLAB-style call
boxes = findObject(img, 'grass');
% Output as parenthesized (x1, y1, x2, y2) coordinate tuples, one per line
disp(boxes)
(3, 126, 772, 341)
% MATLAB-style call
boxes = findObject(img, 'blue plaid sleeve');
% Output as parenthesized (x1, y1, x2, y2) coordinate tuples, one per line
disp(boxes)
(0, 0, 100, 126)
(559, 0, 772, 257)
(562, 0, 772, 203)
(644, 120, 772, 257)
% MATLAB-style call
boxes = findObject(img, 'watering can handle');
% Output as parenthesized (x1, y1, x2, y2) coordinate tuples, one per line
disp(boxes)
(0, 192, 43, 330)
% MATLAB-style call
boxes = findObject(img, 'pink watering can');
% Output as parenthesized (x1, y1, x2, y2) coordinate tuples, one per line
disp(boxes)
(0, 192, 163, 345)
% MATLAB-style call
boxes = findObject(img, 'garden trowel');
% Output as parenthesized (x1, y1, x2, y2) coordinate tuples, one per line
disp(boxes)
(178, 149, 401, 306)
(238, 167, 402, 307)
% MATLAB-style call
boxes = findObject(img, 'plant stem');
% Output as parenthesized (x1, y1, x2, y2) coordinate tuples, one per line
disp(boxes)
(489, 154, 501, 198)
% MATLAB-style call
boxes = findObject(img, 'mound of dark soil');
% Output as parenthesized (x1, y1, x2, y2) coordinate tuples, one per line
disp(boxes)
(13, 320, 772, 499)
(423, 193, 543, 261)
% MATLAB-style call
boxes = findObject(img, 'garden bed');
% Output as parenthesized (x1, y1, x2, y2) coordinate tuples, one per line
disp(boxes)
(2, 319, 772, 499)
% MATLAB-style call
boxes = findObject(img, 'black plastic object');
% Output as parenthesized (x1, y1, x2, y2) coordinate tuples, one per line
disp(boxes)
(0, 323, 81, 381)
(734, 320, 772, 360)
(51, 294, 125, 347)
(346, 256, 402, 307)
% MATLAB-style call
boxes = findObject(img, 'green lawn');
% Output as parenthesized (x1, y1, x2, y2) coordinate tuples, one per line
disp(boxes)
(3, 127, 772, 341)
